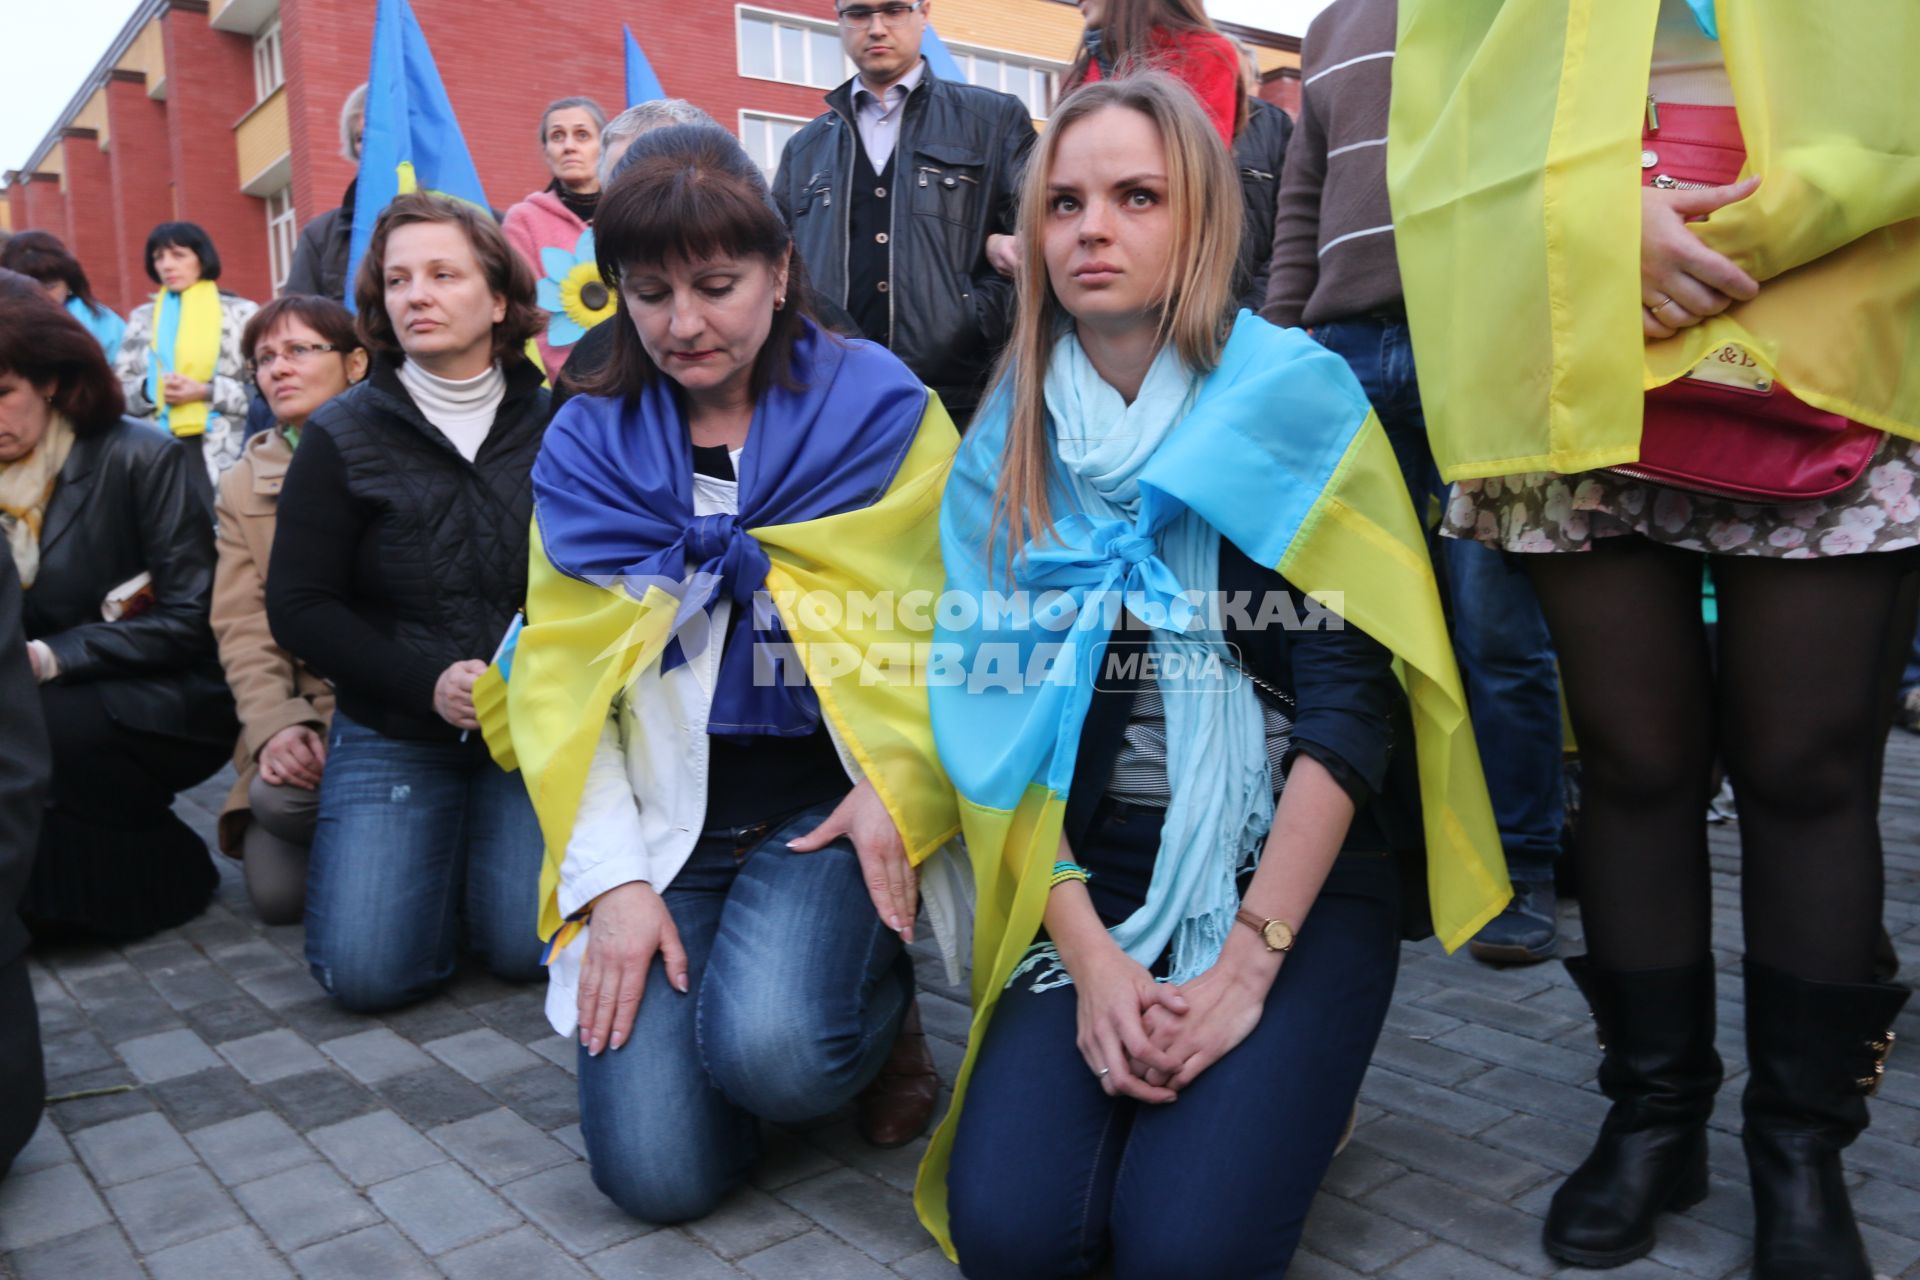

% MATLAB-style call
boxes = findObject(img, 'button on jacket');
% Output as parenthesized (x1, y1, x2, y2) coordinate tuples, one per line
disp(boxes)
(772, 64, 1036, 422)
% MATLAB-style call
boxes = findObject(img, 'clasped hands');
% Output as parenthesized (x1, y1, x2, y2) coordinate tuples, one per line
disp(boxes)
(1641, 176, 1762, 339)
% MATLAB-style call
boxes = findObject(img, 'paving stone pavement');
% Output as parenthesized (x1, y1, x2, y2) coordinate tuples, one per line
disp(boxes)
(7, 737, 1920, 1279)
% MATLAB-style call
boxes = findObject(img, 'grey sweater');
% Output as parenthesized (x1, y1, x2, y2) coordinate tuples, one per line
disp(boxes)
(1261, 0, 1402, 329)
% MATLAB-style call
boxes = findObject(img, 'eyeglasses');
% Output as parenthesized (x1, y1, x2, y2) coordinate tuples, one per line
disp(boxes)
(251, 342, 341, 374)
(836, 1, 922, 27)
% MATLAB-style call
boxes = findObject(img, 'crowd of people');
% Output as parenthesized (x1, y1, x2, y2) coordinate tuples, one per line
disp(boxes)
(0, 0, 1914, 1277)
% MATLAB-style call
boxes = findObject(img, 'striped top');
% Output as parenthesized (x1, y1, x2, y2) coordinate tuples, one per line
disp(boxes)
(1107, 679, 1295, 808)
(1261, 0, 1402, 329)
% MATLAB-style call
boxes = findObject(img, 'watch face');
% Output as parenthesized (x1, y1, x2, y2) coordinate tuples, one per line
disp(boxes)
(1263, 920, 1295, 952)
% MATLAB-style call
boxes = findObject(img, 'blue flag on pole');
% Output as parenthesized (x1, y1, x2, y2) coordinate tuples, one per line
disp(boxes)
(922, 25, 965, 83)
(624, 26, 665, 106)
(346, 0, 490, 312)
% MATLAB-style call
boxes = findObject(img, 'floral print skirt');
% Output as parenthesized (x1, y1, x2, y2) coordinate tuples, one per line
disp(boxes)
(1441, 435, 1920, 558)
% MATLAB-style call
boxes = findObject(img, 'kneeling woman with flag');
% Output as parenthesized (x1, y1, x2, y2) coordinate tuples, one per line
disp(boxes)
(917, 74, 1509, 1278)
(475, 123, 961, 1222)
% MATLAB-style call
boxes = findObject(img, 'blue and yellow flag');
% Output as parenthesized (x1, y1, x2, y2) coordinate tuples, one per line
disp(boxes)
(913, 316, 1508, 1255)
(474, 325, 961, 947)
(345, 0, 490, 313)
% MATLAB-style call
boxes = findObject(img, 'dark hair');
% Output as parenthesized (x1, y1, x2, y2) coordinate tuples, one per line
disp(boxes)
(0, 230, 101, 311)
(579, 123, 813, 401)
(0, 293, 127, 433)
(242, 293, 364, 364)
(0, 268, 49, 305)
(351, 192, 545, 367)
(144, 221, 222, 284)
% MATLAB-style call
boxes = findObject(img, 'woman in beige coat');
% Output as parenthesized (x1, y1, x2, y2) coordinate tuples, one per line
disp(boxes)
(212, 295, 365, 922)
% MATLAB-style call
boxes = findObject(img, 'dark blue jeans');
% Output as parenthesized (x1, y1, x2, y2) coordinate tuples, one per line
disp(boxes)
(576, 801, 913, 1223)
(304, 712, 546, 1011)
(1316, 318, 1565, 882)
(947, 803, 1402, 1279)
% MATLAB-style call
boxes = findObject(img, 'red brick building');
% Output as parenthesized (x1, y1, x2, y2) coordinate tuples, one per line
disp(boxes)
(5, 0, 1299, 314)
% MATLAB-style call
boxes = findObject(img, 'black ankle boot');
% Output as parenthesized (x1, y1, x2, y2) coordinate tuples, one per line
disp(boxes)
(1543, 955, 1722, 1268)
(1742, 959, 1910, 1280)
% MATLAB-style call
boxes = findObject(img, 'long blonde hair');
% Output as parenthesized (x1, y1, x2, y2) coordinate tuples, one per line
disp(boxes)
(987, 73, 1242, 577)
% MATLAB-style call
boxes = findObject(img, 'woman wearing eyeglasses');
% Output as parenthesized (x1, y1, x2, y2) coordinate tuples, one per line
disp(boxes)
(210, 295, 367, 925)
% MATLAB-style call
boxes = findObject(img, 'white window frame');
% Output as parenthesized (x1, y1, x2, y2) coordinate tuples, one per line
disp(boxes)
(264, 187, 297, 295)
(736, 5, 855, 90)
(738, 110, 813, 181)
(252, 18, 285, 102)
(942, 41, 1065, 119)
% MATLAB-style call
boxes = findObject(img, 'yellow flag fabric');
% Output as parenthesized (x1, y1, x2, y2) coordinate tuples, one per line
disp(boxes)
(1389, 0, 1920, 482)
(150, 280, 222, 439)
(473, 404, 961, 944)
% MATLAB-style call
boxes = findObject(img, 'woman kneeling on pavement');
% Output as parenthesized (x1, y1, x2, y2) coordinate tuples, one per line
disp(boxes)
(211, 295, 366, 924)
(1392, 3, 1920, 1275)
(918, 74, 1507, 1278)
(267, 193, 552, 1011)
(478, 123, 962, 1222)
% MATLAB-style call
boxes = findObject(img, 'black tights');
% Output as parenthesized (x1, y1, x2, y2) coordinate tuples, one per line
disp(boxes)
(1523, 538, 1920, 984)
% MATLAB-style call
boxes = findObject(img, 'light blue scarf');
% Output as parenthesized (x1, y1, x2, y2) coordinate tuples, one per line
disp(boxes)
(149, 289, 181, 434)
(1684, 0, 1718, 40)
(1045, 334, 1274, 982)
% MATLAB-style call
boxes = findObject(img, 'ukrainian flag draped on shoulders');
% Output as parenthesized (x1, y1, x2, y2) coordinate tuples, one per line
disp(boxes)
(1388, 0, 1920, 481)
(913, 315, 1508, 1255)
(474, 320, 960, 949)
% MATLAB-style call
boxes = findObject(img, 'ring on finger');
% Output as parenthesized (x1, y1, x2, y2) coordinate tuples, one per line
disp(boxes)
(1094, 1066, 1111, 1078)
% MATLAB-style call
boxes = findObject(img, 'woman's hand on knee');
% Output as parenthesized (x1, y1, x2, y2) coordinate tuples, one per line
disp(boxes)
(788, 778, 917, 942)
(258, 724, 327, 790)
(577, 881, 687, 1056)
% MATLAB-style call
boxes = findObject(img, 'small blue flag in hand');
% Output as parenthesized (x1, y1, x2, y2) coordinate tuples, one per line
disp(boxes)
(346, 0, 490, 313)
(625, 26, 665, 107)
(922, 25, 966, 83)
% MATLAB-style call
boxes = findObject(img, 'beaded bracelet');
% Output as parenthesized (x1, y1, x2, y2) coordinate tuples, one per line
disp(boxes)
(1049, 860, 1091, 889)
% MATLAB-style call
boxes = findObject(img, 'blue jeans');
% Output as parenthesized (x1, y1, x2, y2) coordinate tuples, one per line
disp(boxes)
(1316, 318, 1565, 882)
(576, 801, 913, 1223)
(947, 803, 1402, 1279)
(304, 712, 546, 1011)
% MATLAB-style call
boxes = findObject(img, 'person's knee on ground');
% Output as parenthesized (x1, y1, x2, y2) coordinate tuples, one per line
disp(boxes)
(949, 1180, 1100, 1280)
(241, 774, 315, 925)
(1110, 1211, 1305, 1280)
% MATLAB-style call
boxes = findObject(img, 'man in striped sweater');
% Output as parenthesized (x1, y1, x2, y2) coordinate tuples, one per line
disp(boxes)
(1264, 0, 1569, 967)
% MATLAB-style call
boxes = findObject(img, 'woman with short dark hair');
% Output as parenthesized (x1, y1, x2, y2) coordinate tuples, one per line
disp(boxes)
(111, 221, 258, 497)
(0, 295, 235, 942)
(0, 230, 126, 357)
(211, 295, 368, 924)
(503, 96, 611, 376)
(267, 192, 551, 1011)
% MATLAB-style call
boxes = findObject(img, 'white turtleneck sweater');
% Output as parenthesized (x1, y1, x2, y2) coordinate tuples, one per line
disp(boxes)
(397, 359, 506, 462)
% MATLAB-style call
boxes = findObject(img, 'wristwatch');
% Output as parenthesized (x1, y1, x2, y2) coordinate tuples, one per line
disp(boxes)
(1235, 907, 1295, 953)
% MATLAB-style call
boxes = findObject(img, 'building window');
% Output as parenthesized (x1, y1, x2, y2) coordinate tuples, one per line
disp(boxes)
(265, 187, 297, 295)
(738, 7, 851, 89)
(946, 45, 1062, 118)
(740, 112, 808, 180)
(253, 19, 285, 102)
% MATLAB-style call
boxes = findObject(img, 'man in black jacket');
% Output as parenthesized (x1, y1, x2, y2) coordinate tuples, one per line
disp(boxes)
(1232, 43, 1294, 313)
(283, 84, 366, 303)
(771, 0, 1035, 428)
(0, 553, 50, 1177)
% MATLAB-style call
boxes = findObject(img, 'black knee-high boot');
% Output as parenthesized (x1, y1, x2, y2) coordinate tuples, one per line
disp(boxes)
(1544, 955, 1723, 1268)
(1742, 960, 1909, 1280)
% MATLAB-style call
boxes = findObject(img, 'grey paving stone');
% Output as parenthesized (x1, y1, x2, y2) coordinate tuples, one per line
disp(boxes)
(147, 963, 244, 1012)
(373, 1064, 501, 1129)
(183, 995, 285, 1045)
(751, 1126, 842, 1193)
(587, 1230, 745, 1279)
(149, 1066, 269, 1132)
(86, 996, 189, 1044)
(0, 1161, 114, 1249)
(368, 1161, 519, 1254)
(1299, 1192, 1430, 1274)
(1854, 1172, 1920, 1238)
(552, 1121, 590, 1158)
(145, 1224, 295, 1279)
(278, 998, 368, 1043)
(468, 993, 560, 1044)
(258, 1069, 382, 1132)
(290, 1223, 439, 1280)
(1433, 1023, 1603, 1087)
(233, 1161, 381, 1252)
(207, 938, 299, 979)
(44, 1068, 156, 1132)
(215, 1028, 330, 1084)
(1460, 1065, 1613, 1130)
(1645, 1210, 1751, 1277)
(40, 1029, 119, 1080)
(501, 1159, 653, 1255)
(529, 1034, 581, 1075)
(117, 1027, 224, 1084)
(1285, 1250, 1369, 1280)
(1384, 1241, 1541, 1280)
(317, 1027, 436, 1084)
(379, 1000, 484, 1044)
(737, 1230, 897, 1280)
(427, 1107, 573, 1186)
(423, 1026, 544, 1082)
(1353, 1114, 1556, 1202)
(1320, 1140, 1410, 1202)
(681, 1185, 811, 1260)
(798, 1119, 928, 1197)
(1368, 1029, 1496, 1088)
(9, 1116, 74, 1177)
(69, 1111, 198, 1187)
(891, 1246, 963, 1280)
(102, 1164, 246, 1253)
(1361, 1170, 1555, 1277)
(440, 1225, 594, 1279)
(187, 1110, 316, 1185)
(484, 1063, 583, 1130)
(1361, 1063, 1515, 1137)
(240, 967, 330, 1010)
(772, 1168, 930, 1264)
(307, 1109, 447, 1186)
(7, 1222, 143, 1280)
